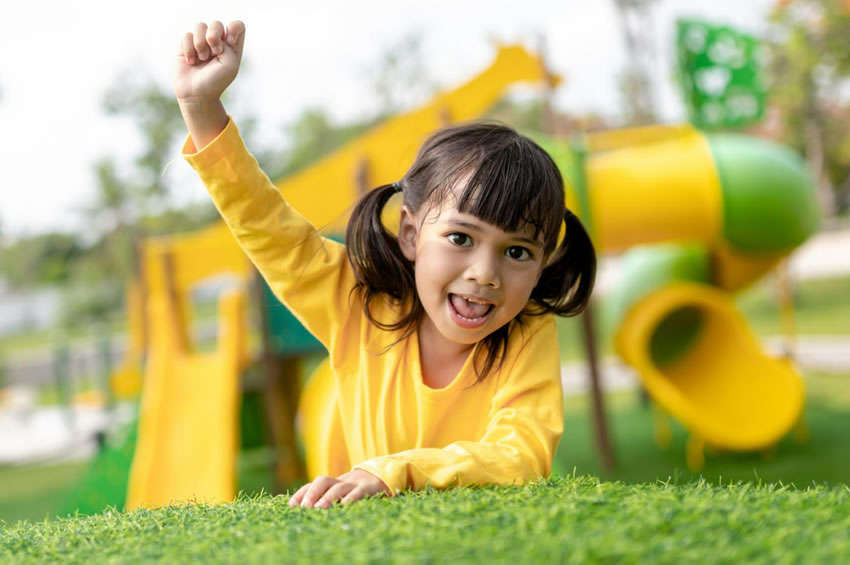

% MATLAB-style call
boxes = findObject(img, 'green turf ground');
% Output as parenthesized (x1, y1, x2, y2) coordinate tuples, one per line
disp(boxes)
(1, 476, 848, 564)
(0, 446, 273, 526)
(554, 386, 850, 487)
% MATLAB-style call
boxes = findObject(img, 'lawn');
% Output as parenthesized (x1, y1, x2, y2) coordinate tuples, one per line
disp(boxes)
(0, 446, 274, 526)
(1, 477, 848, 564)
(554, 380, 850, 487)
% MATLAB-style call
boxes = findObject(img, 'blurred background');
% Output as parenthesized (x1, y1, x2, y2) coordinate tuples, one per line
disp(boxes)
(1, 0, 849, 524)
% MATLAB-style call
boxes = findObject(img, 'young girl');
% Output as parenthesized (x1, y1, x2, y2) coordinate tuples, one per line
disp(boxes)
(176, 20, 596, 509)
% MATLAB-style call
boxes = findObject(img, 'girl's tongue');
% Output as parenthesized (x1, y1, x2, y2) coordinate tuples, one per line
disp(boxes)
(450, 294, 491, 319)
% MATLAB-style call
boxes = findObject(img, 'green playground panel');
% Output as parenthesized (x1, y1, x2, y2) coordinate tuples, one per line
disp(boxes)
(261, 281, 326, 357)
(676, 18, 766, 130)
(259, 235, 341, 357)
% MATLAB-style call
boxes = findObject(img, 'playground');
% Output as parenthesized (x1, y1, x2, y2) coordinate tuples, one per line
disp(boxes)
(2, 5, 850, 563)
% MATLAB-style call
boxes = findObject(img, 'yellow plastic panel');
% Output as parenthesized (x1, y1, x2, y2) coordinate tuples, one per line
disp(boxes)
(275, 45, 555, 230)
(587, 124, 697, 153)
(126, 291, 244, 509)
(711, 242, 786, 292)
(587, 130, 723, 253)
(167, 222, 253, 292)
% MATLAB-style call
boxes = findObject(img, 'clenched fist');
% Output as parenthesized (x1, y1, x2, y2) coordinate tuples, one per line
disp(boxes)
(174, 20, 245, 151)
(175, 20, 245, 102)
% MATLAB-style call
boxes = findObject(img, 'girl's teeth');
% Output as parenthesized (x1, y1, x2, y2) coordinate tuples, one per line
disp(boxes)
(450, 294, 491, 320)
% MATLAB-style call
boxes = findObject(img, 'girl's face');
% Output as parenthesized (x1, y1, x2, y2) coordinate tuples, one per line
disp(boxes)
(398, 195, 546, 348)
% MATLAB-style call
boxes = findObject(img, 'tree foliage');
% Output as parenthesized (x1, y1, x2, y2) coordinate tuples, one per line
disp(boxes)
(0, 233, 83, 287)
(766, 0, 850, 215)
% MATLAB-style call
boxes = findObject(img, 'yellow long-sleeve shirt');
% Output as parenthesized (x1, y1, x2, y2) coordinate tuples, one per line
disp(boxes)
(184, 119, 564, 494)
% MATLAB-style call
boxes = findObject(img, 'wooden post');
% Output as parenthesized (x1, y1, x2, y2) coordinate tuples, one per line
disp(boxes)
(580, 302, 616, 473)
(254, 273, 306, 492)
(566, 131, 617, 474)
(775, 259, 796, 360)
(135, 240, 149, 358)
(438, 106, 452, 127)
(354, 157, 370, 198)
(162, 250, 190, 353)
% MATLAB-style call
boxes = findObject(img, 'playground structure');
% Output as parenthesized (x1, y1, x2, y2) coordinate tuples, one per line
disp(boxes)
(90, 40, 817, 510)
(540, 125, 817, 469)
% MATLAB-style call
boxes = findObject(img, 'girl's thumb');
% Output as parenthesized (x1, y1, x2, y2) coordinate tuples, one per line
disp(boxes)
(225, 20, 246, 54)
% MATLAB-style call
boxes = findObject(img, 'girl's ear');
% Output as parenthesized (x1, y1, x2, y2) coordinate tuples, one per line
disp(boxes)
(397, 205, 418, 262)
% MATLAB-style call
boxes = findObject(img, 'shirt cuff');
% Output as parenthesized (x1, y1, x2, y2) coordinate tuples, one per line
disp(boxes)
(352, 459, 407, 495)
(181, 116, 240, 169)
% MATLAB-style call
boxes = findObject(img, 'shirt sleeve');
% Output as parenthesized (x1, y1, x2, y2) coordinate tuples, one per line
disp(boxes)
(352, 316, 564, 493)
(183, 119, 355, 348)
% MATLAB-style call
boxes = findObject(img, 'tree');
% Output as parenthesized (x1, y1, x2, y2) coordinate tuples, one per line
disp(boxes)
(369, 32, 437, 119)
(0, 232, 83, 287)
(103, 74, 187, 206)
(767, 0, 850, 216)
(255, 108, 377, 181)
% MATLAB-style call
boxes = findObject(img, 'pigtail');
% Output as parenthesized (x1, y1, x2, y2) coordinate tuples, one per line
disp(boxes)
(345, 183, 420, 332)
(529, 209, 597, 316)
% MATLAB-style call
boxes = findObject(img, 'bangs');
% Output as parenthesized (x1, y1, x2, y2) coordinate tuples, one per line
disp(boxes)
(405, 122, 567, 255)
(447, 138, 565, 253)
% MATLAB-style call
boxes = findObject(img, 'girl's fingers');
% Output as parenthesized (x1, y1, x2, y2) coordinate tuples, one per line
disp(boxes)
(206, 20, 225, 56)
(193, 22, 210, 61)
(340, 486, 366, 505)
(315, 482, 354, 509)
(301, 476, 337, 507)
(288, 483, 311, 507)
(181, 32, 197, 65)
(225, 20, 245, 47)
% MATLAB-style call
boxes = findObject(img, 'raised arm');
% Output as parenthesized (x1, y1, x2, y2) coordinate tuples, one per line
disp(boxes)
(174, 20, 245, 150)
(177, 21, 355, 348)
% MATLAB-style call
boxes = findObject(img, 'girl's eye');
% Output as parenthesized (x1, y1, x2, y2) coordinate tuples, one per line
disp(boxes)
(447, 233, 472, 246)
(506, 246, 532, 261)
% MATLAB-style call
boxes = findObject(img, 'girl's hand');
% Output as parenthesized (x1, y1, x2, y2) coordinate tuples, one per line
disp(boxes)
(174, 20, 244, 150)
(289, 469, 392, 509)
(174, 20, 245, 103)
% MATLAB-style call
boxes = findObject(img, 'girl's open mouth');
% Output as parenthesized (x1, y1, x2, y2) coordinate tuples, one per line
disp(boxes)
(447, 293, 494, 329)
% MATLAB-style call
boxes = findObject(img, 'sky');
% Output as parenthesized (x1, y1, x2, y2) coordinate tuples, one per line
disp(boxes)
(0, 0, 775, 238)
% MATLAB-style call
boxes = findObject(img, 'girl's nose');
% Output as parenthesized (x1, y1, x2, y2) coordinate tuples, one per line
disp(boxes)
(464, 254, 500, 288)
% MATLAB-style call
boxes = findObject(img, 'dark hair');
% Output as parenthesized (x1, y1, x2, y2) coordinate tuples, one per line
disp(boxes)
(346, 122, 596, 382)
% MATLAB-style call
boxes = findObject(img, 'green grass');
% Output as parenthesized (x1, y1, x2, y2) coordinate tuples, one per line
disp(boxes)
(0, 462, 88, 524)
(555, 369, 850, 486)
(0, 448, 274, 526)
(555, 392, 850, 487)
(1, 477, 849, 564)
(736, 275, 850, 336)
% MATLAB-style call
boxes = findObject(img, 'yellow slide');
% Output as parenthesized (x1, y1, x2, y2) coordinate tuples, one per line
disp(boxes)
(126, 291, 244, 509)
(126, 224, 253, 509)
(614, 283, 805, 469)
